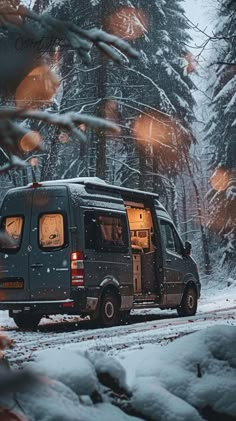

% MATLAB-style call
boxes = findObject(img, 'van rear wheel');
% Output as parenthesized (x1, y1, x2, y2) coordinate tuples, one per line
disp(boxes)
(99, 292, 119, 327)
(13, 314, 41, 330)
(177, 287, 197, 317)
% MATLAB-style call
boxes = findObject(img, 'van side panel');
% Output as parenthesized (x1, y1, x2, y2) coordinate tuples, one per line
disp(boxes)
(70, 186, 133, 307)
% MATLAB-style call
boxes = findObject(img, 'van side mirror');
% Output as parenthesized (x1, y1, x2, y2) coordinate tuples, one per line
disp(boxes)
(185, 241, 192, 256)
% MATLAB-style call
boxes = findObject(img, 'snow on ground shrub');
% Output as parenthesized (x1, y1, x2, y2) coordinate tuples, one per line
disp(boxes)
(0, 325, 235, 420)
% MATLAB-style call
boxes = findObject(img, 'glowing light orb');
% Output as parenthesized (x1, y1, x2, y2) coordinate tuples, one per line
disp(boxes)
(29, 157, 38, 167)
(19, 131, 41, 153)
(133, 113, 173, 146)
(104, 7, 148, 40)
(58, 132, 69, 144)
(0, 0, 24, 26)
(210, 168, 230, 191)
(16, 65, 60, 109)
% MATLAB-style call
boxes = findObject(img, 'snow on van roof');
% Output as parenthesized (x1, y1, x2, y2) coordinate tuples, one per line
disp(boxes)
(36, 177, 160, 200)
(39, 177, 107, 186)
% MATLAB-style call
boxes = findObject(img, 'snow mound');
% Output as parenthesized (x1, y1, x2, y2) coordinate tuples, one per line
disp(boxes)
(87, 351, 129, 394)
(26, 349, 98, 396)
(1, 326, 236, 420)
(133, 379, 203, 421)
(130, 325, 236, 420)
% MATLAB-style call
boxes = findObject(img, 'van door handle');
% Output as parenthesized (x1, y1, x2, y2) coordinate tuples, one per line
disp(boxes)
(166, 259, 172, 263)
(31, 263, 43, 268)
(123, 255, 131, 259)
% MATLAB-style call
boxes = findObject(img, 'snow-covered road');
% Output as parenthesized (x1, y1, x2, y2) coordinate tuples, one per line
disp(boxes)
(1, 279, 236, 368)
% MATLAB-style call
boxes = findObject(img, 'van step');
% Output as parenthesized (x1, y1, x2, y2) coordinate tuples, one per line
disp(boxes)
(134, 294, 159, 301)
(133, 302, 160, 309)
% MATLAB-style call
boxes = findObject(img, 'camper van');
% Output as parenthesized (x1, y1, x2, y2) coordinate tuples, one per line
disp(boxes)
(0, 178, 201, 329)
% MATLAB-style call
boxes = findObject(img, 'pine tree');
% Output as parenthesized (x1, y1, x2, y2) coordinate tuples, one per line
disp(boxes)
(34, 0, 196, 208)
(205, 0, 236, 270)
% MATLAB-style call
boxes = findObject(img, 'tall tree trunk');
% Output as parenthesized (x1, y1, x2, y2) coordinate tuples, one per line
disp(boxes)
(181, 177, 188, 241)
(40, 126, 60, 181)
(170, 177, 179, 229)
(185, 152, 211, 274)
(96, 1, 107, 180)
(137, 141, 146, 190)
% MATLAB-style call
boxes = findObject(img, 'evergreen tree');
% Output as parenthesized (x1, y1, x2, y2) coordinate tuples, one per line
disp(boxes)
(35, 0, 196, 210)
(205, 0, 236, 270)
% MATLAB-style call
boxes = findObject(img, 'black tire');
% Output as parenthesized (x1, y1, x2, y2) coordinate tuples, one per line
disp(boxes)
(13, 314, 41, 330)
(99, 292, 120, 327)
(177, 287, 197, 317)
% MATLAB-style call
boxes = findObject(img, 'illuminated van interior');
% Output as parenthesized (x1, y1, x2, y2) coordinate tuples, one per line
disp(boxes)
(125, 202, 156, 295)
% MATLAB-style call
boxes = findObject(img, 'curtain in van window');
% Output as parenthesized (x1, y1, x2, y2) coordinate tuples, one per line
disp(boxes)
(98, 216, 124, 246)
(84, 212, 128, 251)
(39, 214, 64, 248)
(3, 216, 23, 248)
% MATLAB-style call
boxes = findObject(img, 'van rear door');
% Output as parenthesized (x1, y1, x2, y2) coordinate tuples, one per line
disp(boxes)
(28, 186, 71, 301)
(0, 189, 33, 301)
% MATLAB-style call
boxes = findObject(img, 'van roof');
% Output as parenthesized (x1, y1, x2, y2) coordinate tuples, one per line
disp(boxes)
(28, 177, 161, 201)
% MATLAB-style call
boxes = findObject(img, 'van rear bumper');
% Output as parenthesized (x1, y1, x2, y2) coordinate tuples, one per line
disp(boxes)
(1, 297, 90, 316)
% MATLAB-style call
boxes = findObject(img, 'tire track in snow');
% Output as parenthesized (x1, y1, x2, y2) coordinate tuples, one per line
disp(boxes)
(3, 306, 236, 367)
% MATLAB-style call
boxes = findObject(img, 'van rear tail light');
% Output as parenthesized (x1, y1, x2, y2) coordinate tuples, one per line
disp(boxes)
(70, 251, 84, 287)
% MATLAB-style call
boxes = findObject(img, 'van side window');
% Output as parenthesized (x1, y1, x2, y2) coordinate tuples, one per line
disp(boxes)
(2, 216, 23, 250)
(84, 212, 129, 252)
(39, 214, 64, 249)
(160, 220, 183, 255)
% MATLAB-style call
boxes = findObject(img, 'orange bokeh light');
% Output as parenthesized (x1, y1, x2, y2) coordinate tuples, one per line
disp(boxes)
(133, 113, 174, 146)
(20, 131, 41, 153)
(16, 65, 60, 109)
(104, 7, 148, 40)
(58, 131, 69, 144)
(183, 53, 197, 74)
(103, 100, 119, 125)
(29, 157, 38, 167)
(0, 0, 24, 26)
(210, 168, 230, 191)
(79, 124, 86, 132)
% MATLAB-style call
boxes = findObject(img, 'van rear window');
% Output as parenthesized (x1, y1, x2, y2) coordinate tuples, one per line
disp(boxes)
(39, 213, 64, 249)
(85, 211, 129, 252)
(2, 216, 24, 250)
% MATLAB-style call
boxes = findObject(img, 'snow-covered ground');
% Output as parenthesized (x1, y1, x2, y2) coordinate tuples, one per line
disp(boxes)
(0, 274, 236, 420)
(0, 274, 235, 367)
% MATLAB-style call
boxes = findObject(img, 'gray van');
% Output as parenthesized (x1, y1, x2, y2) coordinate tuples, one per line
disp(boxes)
(0, 177, 201, 329)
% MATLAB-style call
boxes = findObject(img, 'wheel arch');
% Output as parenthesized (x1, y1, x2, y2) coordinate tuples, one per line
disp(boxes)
(181, 275, 198, 301)
(99, 277, 121, 308)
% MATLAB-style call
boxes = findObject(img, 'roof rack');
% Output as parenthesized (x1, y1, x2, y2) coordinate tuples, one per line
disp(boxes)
(31, 177, 160, 200)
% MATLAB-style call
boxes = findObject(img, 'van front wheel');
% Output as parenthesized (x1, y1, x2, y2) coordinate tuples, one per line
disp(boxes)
(177, 287, 197, 317)
(13, 314, 41, 330)
(99, 292, 119, 327)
